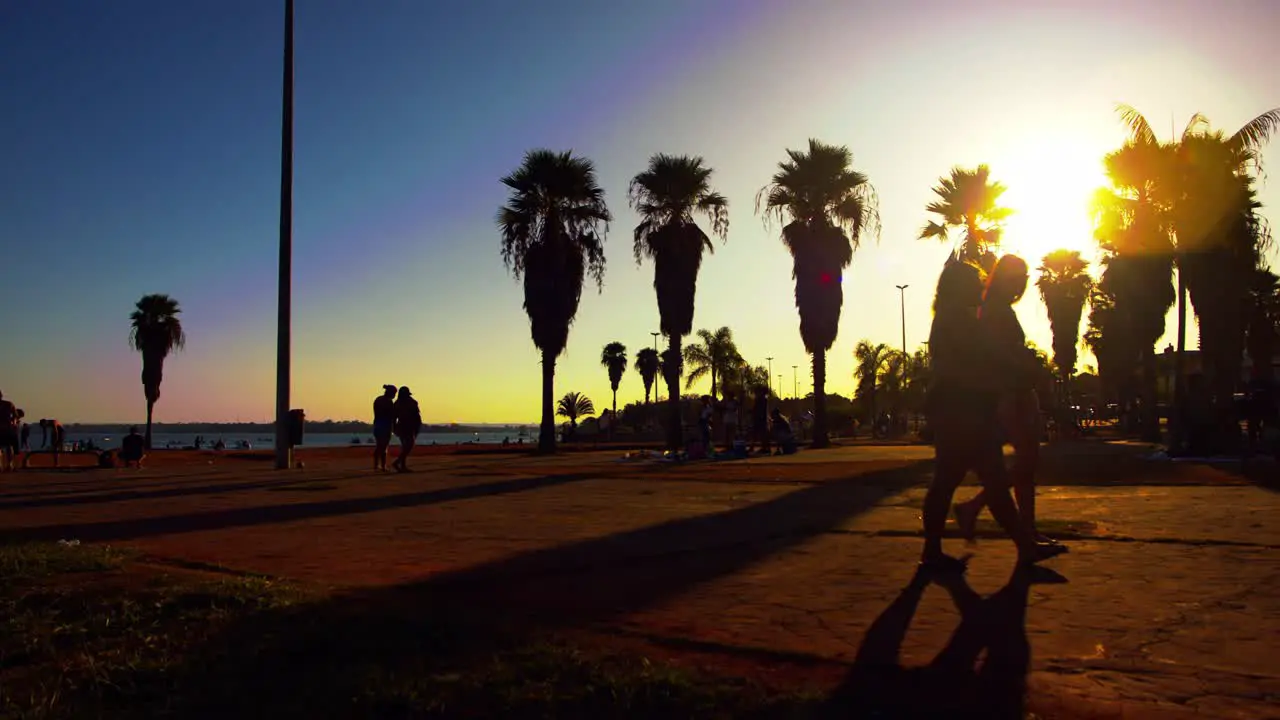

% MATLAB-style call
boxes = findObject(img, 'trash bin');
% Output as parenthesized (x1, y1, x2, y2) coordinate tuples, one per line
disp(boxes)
(288, 409, 305, 446)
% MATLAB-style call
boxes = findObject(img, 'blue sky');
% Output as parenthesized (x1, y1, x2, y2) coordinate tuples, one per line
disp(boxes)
(2, 0, 1278, 423)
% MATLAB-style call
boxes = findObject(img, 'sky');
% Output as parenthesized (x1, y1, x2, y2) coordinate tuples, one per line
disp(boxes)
(2, 0, 1279, 424)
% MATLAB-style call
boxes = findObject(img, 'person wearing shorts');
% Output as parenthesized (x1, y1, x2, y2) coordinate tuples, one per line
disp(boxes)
(0, 392, 17, 472)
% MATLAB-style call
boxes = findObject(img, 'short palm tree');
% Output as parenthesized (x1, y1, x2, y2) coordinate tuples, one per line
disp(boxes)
(682, 326, 743, 400)
(634, 347, 660, 404)
(498, 149, 610, 453)
(555, 391, 595, 433)
(129, 294, 186, 450)
(1035, 250, 1093, 390)
(919, 165, 1012, 267)
(629, 154, 728, 450)
(758, 139, 879, 448)
(600, 342, 627, 439)
(854, 340, 891, 435)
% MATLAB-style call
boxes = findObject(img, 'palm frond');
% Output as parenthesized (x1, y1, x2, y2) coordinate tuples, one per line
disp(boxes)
(1115, 103, 1157, 145)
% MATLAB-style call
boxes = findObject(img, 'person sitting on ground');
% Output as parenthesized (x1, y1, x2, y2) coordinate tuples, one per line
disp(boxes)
(770, 408, 797, 455)
(120, 426, 146, 468)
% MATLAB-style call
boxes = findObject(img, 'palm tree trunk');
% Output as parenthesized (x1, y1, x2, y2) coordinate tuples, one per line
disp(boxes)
(145, 399, 155, 451)
(811, 352, 829, 449)
(1170, 265, 1187, 454)
(611, 389, 617, 442)
(666, 336, 683, 452)
(1140, 349, 1161, 443)
(539, 350, 556, 453)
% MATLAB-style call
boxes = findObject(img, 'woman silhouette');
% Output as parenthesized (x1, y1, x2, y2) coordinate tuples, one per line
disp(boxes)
(392, 386, 422, 473)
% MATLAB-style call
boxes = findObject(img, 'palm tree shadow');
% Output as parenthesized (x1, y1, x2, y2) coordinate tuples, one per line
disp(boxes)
(824, 565, 1067, 719)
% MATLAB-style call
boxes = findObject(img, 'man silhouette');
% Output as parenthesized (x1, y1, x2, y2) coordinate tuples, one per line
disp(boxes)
(0, 391, 17, 472)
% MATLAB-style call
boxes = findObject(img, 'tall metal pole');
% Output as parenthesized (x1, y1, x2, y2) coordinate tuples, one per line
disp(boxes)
(765, 356, 774, 397)
(651, 332, 661, 403)
(274, 0, 294, 471)
(792, 365, 798, 400)
(897, 284, 909, 436)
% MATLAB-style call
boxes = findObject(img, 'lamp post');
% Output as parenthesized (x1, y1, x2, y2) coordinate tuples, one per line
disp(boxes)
(765, 356, 773, 397)
(651, 332, 661, 402)
(896, 284, 909, 435)
(792, 365, 798, 400)
(274, 0, 294, 471)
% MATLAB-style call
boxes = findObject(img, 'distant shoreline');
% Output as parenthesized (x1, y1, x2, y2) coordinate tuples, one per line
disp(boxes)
(64, 422, 530, 436)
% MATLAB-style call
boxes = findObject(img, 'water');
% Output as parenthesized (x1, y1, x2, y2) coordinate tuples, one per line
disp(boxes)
(61, 431, 526, 451)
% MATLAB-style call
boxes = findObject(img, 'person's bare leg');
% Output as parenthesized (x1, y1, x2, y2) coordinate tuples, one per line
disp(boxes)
(397, 437, 415, 472)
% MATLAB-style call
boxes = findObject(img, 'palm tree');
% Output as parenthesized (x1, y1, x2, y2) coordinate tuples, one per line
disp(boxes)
(1246, 269, 1279, 384)
(919, 165, 1012, 268)
(600, 342, 627, 439)
(498, 149, 610, 453)
(682, 326, 743, 399)
(629, 154, 729, 450)
(634, 347, 660, 404)
(758, 139, 880, 448)
(1035, 250, 1093, 391)
(129, 294, 186, 450)
(854, 340, 892, 436)
(555, 391, 595, 440)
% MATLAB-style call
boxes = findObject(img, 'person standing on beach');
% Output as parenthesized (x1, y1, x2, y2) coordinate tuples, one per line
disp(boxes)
(391, 386, 421, 473)
(0, 391, 17, 472)
(372, 384, 396, 471)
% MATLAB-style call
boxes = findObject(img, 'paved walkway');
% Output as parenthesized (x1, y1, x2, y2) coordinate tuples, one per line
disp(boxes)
(0, 442, 1276, 718)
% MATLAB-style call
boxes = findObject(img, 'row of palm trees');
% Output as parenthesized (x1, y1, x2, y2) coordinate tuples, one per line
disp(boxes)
(499, 104, 1278, 453)
(499, 142, 877, 453)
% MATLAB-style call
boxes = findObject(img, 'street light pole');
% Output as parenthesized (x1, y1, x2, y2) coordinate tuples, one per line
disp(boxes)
(274, 0, 294, 471)
(651, 332, 661, 403)
(896, 284, 909, 437)
(765, 356, 773, 397)
(792, 365, 798, 400)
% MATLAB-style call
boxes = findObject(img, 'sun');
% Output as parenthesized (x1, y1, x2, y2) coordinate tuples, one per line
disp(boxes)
(993, 134, 1111, 267)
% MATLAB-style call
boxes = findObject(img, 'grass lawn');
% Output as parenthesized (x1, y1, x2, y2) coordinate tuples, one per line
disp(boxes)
(0, 542, 813, 719)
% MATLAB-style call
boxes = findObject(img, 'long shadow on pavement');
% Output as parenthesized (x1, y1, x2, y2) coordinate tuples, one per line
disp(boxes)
(0, 471, 604, 544)
(120, 460, 934, 717)
(823, 564, 1067, 719)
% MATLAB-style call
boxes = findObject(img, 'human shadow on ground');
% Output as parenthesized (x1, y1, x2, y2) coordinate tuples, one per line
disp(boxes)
(93, 461, 933, 717)
(822, 564, 1068, 719)
(0, 474, 349, 511)
(0, 470, 607, 544)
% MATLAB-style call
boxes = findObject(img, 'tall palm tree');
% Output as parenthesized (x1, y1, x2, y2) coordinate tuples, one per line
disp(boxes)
(854, 340, 892, 435)
(629, 154, 729, 450)
(919, 164, 1012, 268)
(129, 294, 186, 450)
(1113, 104, 1278, 442)
(555, 391, 595, 438)
(1094, 136, 1177, 441)
(1035, 250, 1093, 389)
(758, 139, 880, 448)
(634, 347, 660, 404)
(600, 342, 627, 439)
(498, 149, 610, 453)
(682, 326, 743, 399)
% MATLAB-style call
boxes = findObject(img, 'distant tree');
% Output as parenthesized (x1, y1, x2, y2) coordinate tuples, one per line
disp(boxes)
(682, 326, 743, 400)
(498, 149, 610, 453)
(634, 347, 660, 405)
(919, 164, 1011, 268)
(600, 342, 628, 440)
(555, 391, 595, 439)
(758, 139, 880, 448)
(1035, 249, 1093, 388)
(629, 154, 729, 450)
(129, 294, 186, 450)
(853, 340, 892, 435)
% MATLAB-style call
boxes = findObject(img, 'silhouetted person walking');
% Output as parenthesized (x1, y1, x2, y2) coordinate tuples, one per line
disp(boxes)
(953, 255, 1056, 545)
(39, 418, 65, 467)
(919, 259, 1063, 571)
(392, 386, 421, 473)
(372, 384, 396, 471)
(751, 386, 770, 454)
